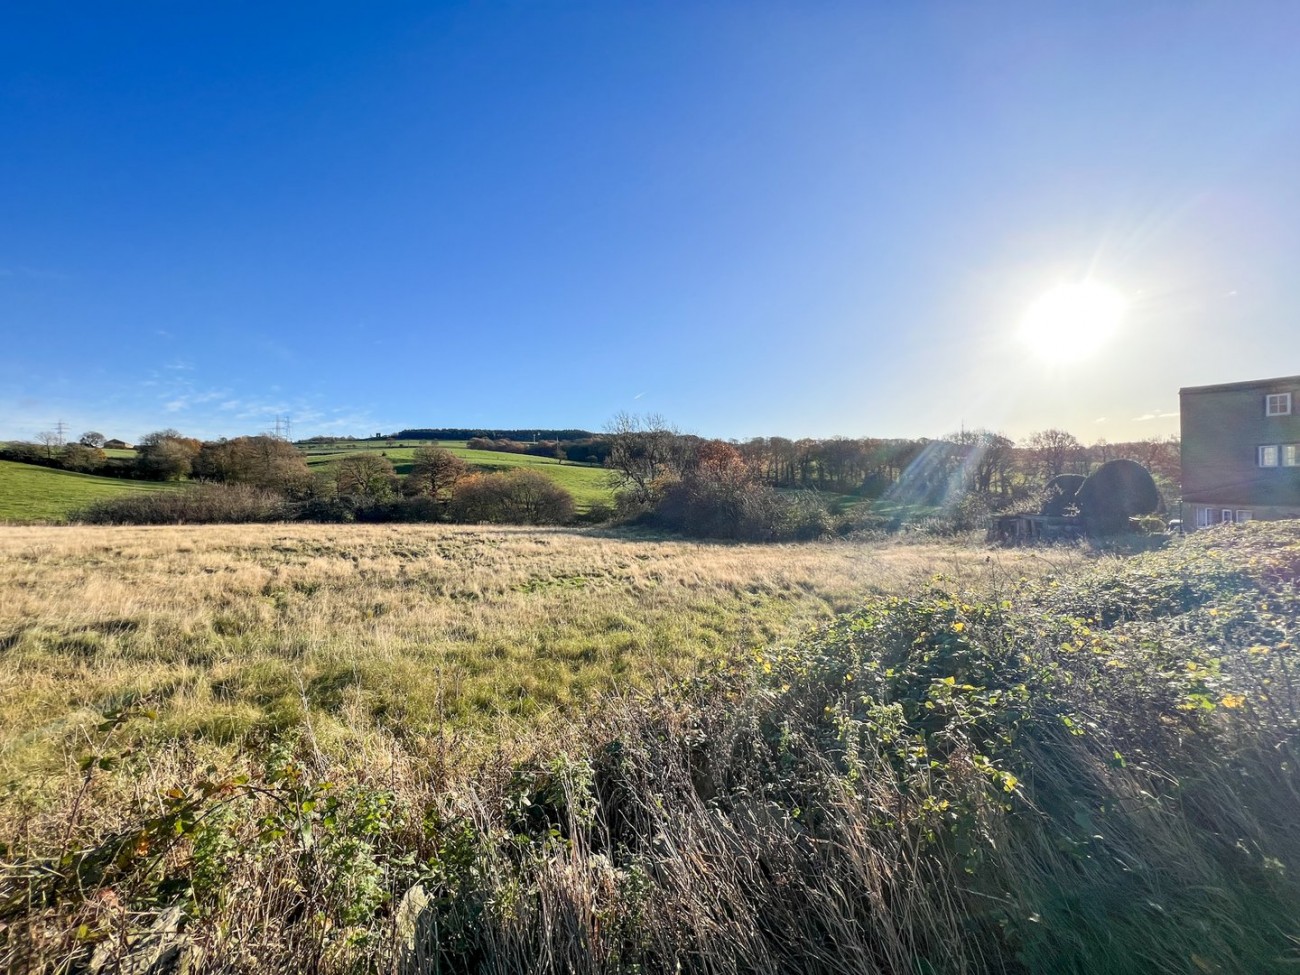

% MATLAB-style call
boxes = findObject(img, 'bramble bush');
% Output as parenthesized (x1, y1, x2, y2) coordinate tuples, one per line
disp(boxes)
(76, 483, 290, 524)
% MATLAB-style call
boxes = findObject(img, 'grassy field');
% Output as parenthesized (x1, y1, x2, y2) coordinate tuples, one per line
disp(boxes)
(8, 523, 1299, 973)
(301, 440, 615, 511)
(0, 460, 182, 523)
(0, 524, 1055, 788)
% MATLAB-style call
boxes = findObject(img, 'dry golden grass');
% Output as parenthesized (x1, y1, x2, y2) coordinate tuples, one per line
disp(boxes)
(7, 525, 1296, 975)
(0, 523, 1073, 791)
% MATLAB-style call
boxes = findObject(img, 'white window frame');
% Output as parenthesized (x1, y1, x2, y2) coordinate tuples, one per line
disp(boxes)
(1236, 509, 1253, 522)
(1284, 444, 1299, 467)
(1197, 506, 1216, 528)
(1266, 392, 1292, 416)
(1221, 508, 1234, 524)
(1259, 444, 1280, 467)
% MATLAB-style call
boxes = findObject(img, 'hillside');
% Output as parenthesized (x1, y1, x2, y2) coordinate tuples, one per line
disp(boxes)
(0, 460, 182, 523)
(301, 440, 615, 511)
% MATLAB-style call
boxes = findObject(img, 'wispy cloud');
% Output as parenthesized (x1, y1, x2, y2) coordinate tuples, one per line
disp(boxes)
(160, 388, 231, 413)
(1132, 411, 1178, 422)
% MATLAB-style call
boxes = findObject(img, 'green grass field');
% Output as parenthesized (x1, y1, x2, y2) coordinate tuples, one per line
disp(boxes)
(302, 440, 615, 511)
(0, 460, 182, 523)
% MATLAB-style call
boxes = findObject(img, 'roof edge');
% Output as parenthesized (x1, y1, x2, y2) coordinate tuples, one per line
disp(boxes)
(1180, 374, 1300, 395)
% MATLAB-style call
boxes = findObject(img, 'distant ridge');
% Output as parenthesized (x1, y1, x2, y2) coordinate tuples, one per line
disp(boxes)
(380, 428, 599, 442)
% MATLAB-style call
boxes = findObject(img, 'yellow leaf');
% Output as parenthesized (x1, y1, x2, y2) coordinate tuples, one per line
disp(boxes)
(1221, 693, 1245, 709)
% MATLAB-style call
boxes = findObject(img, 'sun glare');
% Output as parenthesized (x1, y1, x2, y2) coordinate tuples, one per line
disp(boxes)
(1020, 281, 1127, 363)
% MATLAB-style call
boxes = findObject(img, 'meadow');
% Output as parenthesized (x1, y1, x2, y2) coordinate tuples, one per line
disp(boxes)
(4, 521, 1299, 974)
(0, 460, 182, 523)
(301, 440, 615, 512)
(0, 524, 1048, 790)
(0, 440, 613, 524)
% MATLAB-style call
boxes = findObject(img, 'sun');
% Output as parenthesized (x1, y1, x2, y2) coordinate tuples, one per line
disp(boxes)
(1020, 281, 1127, 363)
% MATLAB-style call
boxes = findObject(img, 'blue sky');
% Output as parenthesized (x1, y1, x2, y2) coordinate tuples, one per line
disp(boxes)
(3, 2, 1299, 443)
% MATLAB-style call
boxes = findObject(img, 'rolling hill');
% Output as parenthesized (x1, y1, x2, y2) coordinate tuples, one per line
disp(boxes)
(300, 440, 615, 511)
(0, 460, 184, 523)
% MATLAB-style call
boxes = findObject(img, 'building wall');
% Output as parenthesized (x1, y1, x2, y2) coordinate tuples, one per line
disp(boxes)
(1180, 377, 1300, 529)
(1183, 502, 1300, 529)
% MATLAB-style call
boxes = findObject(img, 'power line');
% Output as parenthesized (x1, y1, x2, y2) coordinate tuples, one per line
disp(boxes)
(54, 420, 68, 446)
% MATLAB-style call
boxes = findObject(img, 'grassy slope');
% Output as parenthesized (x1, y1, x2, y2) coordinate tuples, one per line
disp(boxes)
(0, 460, 181, 523)
(302, 440, 614, 511)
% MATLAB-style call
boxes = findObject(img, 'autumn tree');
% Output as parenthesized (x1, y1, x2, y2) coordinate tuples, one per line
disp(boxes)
(136, 430, 202, 481)
(61, 443, 106, 472)
(404, 446, 469, 505)
(193, 436, 312, 493)
(334, 453, 398, 501)
(448, 469, 574, 524)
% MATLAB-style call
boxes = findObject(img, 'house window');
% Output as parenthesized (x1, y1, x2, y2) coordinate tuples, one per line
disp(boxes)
(1284, 444, 1299, 467)
(1222, 509, 1234, 524)
(1236, 510, 1253, 522)
(1197, 506, 1216, 528)
(1266, 392, 1292, 416)
(1259, 445, 1280, 467)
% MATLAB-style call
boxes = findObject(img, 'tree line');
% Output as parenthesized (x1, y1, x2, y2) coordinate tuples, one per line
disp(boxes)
(386, 427, 597, 442)
(2, 420, 1180, 534)
(729, 428, 1178, 501)
(601, 413, 1180, 540)
(0, 431, 577, 526)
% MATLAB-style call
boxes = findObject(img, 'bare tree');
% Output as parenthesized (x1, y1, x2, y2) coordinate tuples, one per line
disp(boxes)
(604, 412, 687, 505)
(335, 453, 398, 501)
(192, 436, 311, 493)
(950, 429, 1015, 496)
(35, 431, 61, 459)
(1024, 429, 1085, 482)
(136, 430, 202, 481)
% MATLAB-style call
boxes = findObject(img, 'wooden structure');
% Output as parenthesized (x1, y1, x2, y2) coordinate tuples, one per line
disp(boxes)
(990, 513, 1084, 544)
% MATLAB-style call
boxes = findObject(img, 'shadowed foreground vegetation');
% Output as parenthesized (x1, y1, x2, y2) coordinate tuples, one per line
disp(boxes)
(2, 523, 1299, 973)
